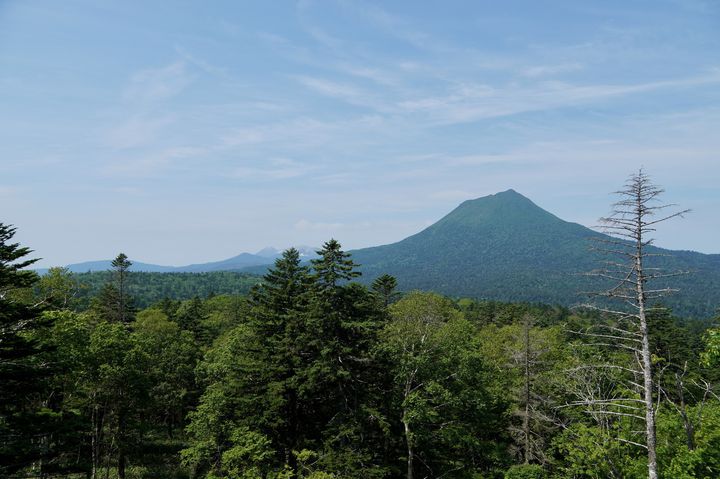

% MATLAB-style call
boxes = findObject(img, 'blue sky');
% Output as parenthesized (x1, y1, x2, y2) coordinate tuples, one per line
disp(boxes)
(2, 0, 719, 267)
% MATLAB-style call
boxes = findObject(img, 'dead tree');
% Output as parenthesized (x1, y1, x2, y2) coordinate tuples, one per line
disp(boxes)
(575, 169, 689, 479)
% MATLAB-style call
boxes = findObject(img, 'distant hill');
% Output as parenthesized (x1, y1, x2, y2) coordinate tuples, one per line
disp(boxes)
(42, 246, 320, 274)
(350, 190, 720, 318)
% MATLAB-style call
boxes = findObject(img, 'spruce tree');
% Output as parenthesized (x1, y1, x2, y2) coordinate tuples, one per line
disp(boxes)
(311, 239, 360, 290)
(91, 253, 135, 323)
(0, 223, 49, 475)
(371, 274, 399, 307)
(112, 253, 132, 323)
(248, 248, 314, 472)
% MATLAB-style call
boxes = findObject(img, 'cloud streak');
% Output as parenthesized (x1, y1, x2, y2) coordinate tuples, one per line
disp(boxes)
(124, 62, 193, 102)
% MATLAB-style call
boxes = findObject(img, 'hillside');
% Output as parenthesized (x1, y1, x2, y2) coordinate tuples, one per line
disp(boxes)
(350, 190, 720, 318)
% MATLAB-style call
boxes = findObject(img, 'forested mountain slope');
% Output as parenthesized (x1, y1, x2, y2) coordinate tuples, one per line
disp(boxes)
(351, 190, 720, 318)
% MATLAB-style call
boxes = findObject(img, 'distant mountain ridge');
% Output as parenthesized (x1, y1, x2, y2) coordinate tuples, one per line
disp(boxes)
(43, 246, 319, 274)
(39, 190, 720, 317)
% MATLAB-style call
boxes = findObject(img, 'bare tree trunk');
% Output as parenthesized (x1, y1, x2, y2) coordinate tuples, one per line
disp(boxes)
(635, 183, 658, 479)
(117, 409, 127, 479)
(638, 304, 658, 479)
(523, 316, 531, 464)
(580, 170, 689, 479)
(91, 405, 104, 479)
(675, 369, 696, 450)
(403, 414, 414, 479)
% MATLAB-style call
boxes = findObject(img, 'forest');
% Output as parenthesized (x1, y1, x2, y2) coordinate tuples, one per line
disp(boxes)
(2, 177, 720, 479)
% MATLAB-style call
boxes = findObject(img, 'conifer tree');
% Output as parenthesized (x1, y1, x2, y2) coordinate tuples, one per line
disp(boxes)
(311, 239, 360, 290)
(249, 247, 314, 472)
(0, 223, 49, 475)
(91, 253, 135, 323)
(112, 253, 132, 323)
(372, 274, 399, 308)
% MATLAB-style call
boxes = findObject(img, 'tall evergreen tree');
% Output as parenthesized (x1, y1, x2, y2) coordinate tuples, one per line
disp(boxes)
(112, 253, 132, 323)
(184, 248, 315, 476)
(372, 274, 399, 308)
(91, 253, 135, 323)
(175, 296, 209, 342)
(0, 223, 50, 475)
(311, 239, 360, 290)
(249, 248, 314, 472)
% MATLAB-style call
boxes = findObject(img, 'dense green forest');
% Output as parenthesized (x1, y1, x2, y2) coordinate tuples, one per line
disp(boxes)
(66, 271, 261, 309)
(2, 218, 720, 479)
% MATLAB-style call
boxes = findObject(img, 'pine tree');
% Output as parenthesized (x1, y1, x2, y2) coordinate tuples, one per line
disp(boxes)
(0, 223, 50, 475)
(371, 274, 399, 308)
(112, 253, 132, 323)
(249, 247, 314, 472)
(91, 253, 135, 323)
(311, 239, 360, 290)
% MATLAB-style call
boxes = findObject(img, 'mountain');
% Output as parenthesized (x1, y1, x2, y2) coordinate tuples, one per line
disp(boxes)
(179, 253, 273, 272)
(39, 191, 719, 317)
(350, 190, 720, 318)
(254, 246, 319, 259)
(45, 245, 320, 274)
(59, 260, 178, 273)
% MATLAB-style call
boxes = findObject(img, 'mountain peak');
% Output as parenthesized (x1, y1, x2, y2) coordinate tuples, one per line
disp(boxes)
(436, 189, 556, 231)
(256, 247, 281, 258)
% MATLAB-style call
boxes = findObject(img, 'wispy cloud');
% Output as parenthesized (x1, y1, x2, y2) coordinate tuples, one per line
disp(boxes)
(124, 62, 193, 102)
(233, 158, 308, 181)
(521, 62, 584, 78)
(0, 186, 19, 197)
(101, 146, 204, 178)
(293, 75, 389, 111)
(103, 115, 175, 149)
(392, 70, 720, 125)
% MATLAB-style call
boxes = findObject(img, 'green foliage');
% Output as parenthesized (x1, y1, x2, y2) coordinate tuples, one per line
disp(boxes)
(6, 228, 720, 479)
(478, 319, 566, 463)
(35, 266, 82, 309)
(656, 403, 720, 478)
(0, 223, 52, 475)
(381, 292, 510, 477)
(504, 463, 546, 479)
(71, 270, 260, 309)
(312, 239, 361, 288)
(371, 273, 399, 307)
(701, 327, 720, 367)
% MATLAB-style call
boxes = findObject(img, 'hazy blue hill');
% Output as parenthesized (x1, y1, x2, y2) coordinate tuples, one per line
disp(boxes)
(61, 260, 178, 273)
(351, 190, 720, 318)
(43, 253, 276, 274)
(179, 253, 274, 272)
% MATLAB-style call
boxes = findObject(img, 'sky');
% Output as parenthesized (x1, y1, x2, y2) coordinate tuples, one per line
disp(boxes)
(1, 0, 719, 268)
